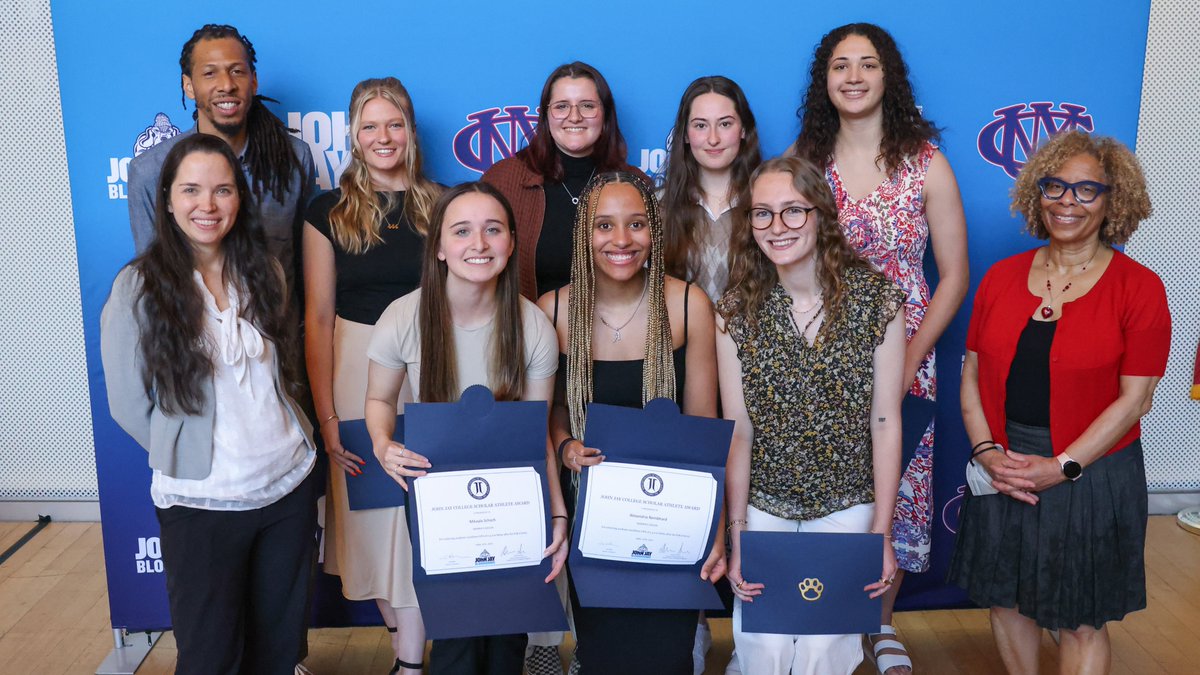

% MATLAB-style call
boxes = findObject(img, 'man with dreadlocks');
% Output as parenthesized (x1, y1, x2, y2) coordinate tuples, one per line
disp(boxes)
(125, 24, 318, 675)
(128, 23, 316, 308)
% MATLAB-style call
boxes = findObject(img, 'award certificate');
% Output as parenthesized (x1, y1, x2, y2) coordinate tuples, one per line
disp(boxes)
(413, 466, 545, 575)
(578, 461, 717, 565)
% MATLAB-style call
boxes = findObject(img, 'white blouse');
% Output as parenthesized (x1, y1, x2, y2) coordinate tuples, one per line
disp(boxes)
(151, 273, 314, 511)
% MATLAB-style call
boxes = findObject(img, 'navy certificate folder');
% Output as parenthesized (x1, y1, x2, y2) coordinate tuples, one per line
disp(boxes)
(570, 397, 733, 611)
(338, 415, 406, 511)
(404, 385, 568, 639)
(739, 531, 882, 635)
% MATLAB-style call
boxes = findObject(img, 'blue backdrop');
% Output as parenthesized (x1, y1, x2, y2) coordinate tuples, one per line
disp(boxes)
(51, 0, 1151, 631)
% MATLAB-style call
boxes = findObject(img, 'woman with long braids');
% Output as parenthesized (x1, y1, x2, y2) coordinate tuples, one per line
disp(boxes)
(720, 157, 905, 675)
(660, 75, 762, 302)
(537, 172, 724, 674)
(484, 61, 649, 301)
(794, 23, 969, 674)
(364, 182, 569, 675)
(303, 77, 441, 674)
(101, 134, 317, 675)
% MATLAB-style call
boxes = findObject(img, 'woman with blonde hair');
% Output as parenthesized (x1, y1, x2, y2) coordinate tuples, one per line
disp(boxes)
(302, 76, 441, 674)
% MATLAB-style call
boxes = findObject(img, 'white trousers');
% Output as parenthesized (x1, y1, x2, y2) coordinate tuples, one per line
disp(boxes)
(732, 503, 876, 675)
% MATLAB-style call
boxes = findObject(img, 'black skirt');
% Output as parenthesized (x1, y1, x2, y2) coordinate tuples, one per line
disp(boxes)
(947, 421, 1148, 630)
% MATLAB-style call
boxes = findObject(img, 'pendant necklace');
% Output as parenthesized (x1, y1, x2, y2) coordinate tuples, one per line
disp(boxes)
(598, 276, 648, 343)
(562, 169, 596, 205)
(788, 298, 825, 347)
(1040, 247, 1099, 319)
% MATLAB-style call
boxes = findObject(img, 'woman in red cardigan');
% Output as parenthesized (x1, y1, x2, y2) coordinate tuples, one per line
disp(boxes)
(949, 130, 1171, 674)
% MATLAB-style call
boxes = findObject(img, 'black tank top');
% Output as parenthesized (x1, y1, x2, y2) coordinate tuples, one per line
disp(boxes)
(553, 284, 689, 408)
(1005, 318, 1056, 428)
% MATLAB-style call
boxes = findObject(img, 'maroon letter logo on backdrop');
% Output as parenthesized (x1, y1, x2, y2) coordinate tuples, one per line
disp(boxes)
(977, 102, 1094, 178)
(453, 106, 539, 173)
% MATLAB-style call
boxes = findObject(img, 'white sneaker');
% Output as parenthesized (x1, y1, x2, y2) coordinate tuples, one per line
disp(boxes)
(693, 622, 712, 675)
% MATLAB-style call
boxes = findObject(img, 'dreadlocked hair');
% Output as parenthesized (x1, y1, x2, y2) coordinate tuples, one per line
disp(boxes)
(135, 134, 298, 415)
(720, 157, 871, 338)
(794, 23, 940, 175)
(566, 172, 674, 441)
(417, 182, 525, 403)
(178, 24, 302, 205)
(329, 77, 441, 253)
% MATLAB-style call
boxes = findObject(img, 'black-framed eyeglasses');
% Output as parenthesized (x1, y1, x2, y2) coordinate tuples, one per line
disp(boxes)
(1037, 177, 1110, 204)
(548, 101, 601, 120)
(748, 205, 816, 230)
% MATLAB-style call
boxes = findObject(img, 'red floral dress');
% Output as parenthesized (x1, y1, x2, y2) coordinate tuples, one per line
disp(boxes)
(827, 141, 937, 573)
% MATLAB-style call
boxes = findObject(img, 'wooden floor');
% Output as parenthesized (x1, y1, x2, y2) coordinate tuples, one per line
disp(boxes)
(1, 516, 1197, 674)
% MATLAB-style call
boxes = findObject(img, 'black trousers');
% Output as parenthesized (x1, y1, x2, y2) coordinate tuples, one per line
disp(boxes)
(156, 469, 318, 675)
(429, 635, 528, 675)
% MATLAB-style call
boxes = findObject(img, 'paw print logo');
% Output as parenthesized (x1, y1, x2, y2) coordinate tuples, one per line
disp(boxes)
(798, 577, 824, 602)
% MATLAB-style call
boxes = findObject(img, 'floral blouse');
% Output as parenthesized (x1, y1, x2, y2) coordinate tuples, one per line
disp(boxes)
(720, 267, 905, 520)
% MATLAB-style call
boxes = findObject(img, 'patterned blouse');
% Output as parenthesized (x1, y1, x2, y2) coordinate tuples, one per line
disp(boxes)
(720, 267, 905, 521)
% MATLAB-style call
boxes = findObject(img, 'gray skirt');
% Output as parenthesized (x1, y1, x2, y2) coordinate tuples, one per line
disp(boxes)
(947, 421, 1148, 630)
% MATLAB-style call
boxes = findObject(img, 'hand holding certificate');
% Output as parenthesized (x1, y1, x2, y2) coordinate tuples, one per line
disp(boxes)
(402, 386, 569, 639)
(577, 462, 717, 565)
(414, 467, 545, 575)
(569, 399, 733, 610)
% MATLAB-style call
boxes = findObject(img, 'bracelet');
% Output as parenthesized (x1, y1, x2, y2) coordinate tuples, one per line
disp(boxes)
(556, 437, 576, 461)
(551, 515, 568, 521)
(727, 518, 748, 532)
(971, 444, 1000, 459)
(871, 531, 894, 540)
(320, 414, 339, 428)
(970, 439, 995, 453)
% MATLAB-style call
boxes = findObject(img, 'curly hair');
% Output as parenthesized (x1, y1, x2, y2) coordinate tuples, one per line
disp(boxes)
(794, 23, 940, 174)
(660, 76, 762, 282)
(1010, 130, 1151, 245)
(719, 157, 871, 334)
(135, 134, 297, 415)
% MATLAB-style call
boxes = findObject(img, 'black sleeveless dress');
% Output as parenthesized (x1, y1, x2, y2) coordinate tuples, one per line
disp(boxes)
(554, 286, 697, 675)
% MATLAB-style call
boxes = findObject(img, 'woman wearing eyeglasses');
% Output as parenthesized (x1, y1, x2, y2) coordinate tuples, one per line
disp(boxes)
(949, 130, 1170, 674)
(483, 61, 649, 302)
(720, 157, 905, 675)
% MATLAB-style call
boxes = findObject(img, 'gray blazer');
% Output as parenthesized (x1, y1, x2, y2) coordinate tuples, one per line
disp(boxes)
(99, 266, 314, 480)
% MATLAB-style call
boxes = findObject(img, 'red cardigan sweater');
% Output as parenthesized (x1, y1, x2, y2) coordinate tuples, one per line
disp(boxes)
(482, 155, 649, 300)
(966, 248, 1171, 456)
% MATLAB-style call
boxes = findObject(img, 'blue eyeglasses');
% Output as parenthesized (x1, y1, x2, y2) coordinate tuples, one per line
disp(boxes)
(1037, 177, 1110, 204)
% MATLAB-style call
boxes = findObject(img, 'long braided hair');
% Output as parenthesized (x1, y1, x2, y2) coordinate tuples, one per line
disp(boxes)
(566, 172, 674, 441)
(329, 77, 441, 253)
(179, 24, 302, 204)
